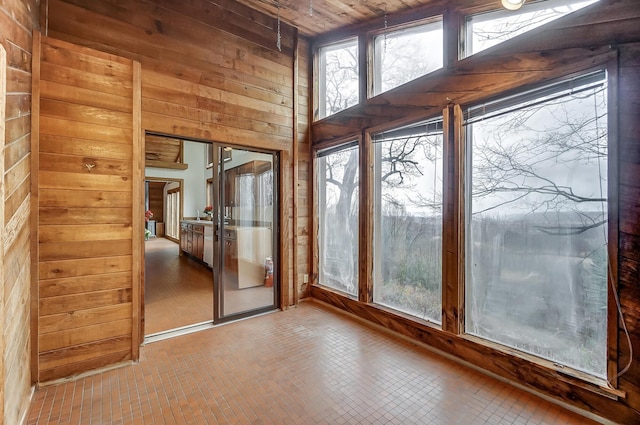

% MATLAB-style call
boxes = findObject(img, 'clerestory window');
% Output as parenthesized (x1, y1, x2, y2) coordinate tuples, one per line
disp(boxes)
(463, 0, 599, 57)
(317, 39, 359, 119)
(371, 19, 443, 96)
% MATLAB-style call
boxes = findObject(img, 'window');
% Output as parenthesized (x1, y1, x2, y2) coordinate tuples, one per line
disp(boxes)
(206, 178, 214, 209)
(463, 0, 598, 57)
(373, 118, 443, 322)
(166, 188, 180, 240)
(318, 39, 359, 119)
(372, 20, 443, 96)
(317, 143, 359, 296)
(464, 71, 608, 377)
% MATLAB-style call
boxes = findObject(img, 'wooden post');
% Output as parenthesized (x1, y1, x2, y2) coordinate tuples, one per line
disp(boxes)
(442, 104, 464, 334)
(359, 132, 373, 303)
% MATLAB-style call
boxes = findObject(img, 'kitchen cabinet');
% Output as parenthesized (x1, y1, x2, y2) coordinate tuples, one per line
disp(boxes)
(224, 167, 237, 207)
(180, 221, 206, 262)
(222, 226, 272, 289)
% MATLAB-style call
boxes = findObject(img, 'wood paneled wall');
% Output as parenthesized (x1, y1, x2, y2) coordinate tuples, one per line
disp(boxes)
(34, 35, 142, 382)
(1, 0, 39, 423)
(311, 0, 640, 423)
(44, 0, 310, 309)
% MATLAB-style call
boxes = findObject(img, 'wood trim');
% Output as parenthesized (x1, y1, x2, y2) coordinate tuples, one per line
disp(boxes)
(441, 104, 464, 334)
(359, 132, 372, 303)
(280, 150, 290, 308)
(0, 41, 6, 422)
(606, 51, 620, 388)
(292, 28, 299, 305)
(443, 6, 459, 69)
(30, 31, 41, 384)
(358, 34, 367, 113)
(132, 60, 143, 358)
(145, 160, 189, 170)
(310, 147, 319, 288)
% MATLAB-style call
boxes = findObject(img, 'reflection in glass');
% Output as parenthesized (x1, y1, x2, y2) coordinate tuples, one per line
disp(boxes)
(317, 145, 359, 296)
(221, 149, 276, 317)
(465, 72, 608, 376)
(373, 119, 443, 323)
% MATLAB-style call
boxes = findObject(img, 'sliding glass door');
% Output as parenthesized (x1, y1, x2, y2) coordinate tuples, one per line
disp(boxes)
(213, 146, 278, 320)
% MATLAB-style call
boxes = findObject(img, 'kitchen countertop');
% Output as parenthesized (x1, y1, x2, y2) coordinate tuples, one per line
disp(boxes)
(181, 219, 214, 225)
(181, 220, 270, 232)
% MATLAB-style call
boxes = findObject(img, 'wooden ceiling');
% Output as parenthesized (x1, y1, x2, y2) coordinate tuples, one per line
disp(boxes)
(145, 134, 182, 163)
(231, 0, 444, 38)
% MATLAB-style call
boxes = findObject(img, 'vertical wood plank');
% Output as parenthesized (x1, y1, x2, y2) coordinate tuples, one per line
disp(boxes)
(280, 150, 291, 309)
(30, 30, 42, 385)
(131, 60, 142, 358)
(310, 148, 319, 288)
(443, 7, 459, 69)
(606, 52, 620, 388)
(441, 105, 464, 334)
(358, 33, 367, 109)
(0, 42, 7, 425)
(359, 133, 373, 303)
(292, 28, 299, 305)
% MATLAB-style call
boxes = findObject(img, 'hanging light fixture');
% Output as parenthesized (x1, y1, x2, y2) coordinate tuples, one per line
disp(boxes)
(501, 0, 525, 10)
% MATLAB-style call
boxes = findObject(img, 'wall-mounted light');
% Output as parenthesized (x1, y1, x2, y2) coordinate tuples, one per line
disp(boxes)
(502, 0, 525, 10)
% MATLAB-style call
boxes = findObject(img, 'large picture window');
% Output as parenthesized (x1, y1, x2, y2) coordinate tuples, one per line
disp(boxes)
(317, 40, 359, 119)
(373, 119, 443, 323)
(372, 20, 443, 96)
(464, 71, 609, 377)
(317, 143, 360, 296)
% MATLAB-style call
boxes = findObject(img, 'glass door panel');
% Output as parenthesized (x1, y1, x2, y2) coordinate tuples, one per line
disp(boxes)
(217, 147, 277, 319)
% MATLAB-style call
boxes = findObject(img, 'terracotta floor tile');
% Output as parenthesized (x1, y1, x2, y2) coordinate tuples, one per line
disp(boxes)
(28, 301, 600, 425)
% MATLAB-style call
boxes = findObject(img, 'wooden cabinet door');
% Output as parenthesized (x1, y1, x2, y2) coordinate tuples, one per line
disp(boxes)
(194, 226, 204, 260)
(223, 230, 238, 286)
(224, 168, 236, 206)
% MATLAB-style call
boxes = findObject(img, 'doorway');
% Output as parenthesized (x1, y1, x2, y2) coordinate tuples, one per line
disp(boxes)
(143, 137, 278, 337)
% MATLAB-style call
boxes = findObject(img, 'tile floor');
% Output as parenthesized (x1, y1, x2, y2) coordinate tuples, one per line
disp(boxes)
(144, 237, 276, 335)
(27, 301, 599, 425)
(145, 237, 213, 335)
